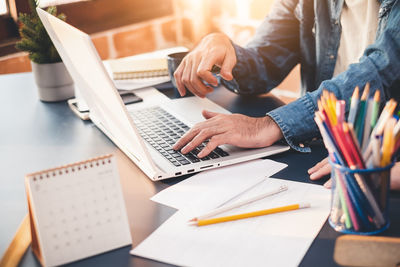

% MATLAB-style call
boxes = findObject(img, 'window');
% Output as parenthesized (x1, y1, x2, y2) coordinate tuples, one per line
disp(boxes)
(38, 0, 86, 8)
(0, 0, 7, 15)
(0, 0, 173, 57)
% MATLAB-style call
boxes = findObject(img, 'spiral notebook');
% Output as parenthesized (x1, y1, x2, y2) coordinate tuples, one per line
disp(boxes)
(25, 154, 132, 267)
(108, 57, 168, 80)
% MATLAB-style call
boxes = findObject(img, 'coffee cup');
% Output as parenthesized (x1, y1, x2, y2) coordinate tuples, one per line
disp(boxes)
(167, 52, 189, 95)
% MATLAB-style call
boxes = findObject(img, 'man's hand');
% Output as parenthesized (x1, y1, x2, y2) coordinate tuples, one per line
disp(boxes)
(172, 110, 283, 157)
(308, 157, 400, 190)
(173, 33, 236, 98)
(308, 157, 332, 188)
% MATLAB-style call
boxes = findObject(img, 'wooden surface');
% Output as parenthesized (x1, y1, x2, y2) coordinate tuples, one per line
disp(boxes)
(0, 215, 30, 267)
(334, 235, 400, 267)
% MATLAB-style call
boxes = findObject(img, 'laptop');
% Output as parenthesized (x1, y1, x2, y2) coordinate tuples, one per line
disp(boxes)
(37, 8, 289, 180)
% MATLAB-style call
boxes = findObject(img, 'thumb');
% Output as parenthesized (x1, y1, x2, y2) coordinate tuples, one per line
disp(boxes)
(202, 110, 219, 119)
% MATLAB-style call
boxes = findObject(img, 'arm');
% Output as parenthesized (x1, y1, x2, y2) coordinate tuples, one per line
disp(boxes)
(223, 0, 301, 94)
(173, 0, 301, 97)
(268, 0, 400, 152)
(173, 1, 400, 157)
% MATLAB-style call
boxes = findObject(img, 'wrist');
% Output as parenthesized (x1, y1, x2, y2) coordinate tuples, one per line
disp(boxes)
(258, 116, 283, 147)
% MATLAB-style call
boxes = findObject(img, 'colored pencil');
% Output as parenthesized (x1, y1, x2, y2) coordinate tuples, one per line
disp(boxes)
(355, 83, 370, 144)
(189, 203, 311, 226)
(315, 85, 399, 232)
(348, 86, 360, 126)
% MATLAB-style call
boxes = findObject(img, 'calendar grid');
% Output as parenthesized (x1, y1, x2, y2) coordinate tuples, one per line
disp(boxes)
(25, 154, 132, 266)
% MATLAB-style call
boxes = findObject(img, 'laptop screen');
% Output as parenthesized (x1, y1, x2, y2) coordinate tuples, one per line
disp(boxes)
(37, 8, 155, 174)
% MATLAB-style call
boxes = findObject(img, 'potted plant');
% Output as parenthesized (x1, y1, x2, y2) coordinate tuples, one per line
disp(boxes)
(15, 0, 74, 102)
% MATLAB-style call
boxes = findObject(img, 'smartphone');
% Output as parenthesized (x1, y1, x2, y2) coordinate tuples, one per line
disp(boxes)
(118, 90, 143, 105)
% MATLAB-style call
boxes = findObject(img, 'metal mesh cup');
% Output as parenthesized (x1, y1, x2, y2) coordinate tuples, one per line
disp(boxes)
(328, 160, 393, 235)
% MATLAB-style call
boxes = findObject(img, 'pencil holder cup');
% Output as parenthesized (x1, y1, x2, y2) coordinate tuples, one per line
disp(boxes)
(328, 160, 393, 235)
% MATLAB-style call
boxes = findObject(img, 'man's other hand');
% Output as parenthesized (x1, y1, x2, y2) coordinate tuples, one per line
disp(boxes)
(172, 110, 283, 157)
(308, 157, 400, 190)
(173, 33, 236, 98)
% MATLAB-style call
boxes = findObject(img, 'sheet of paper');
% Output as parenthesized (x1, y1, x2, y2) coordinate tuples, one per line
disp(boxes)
(132, 178, 330, 267)
(151, 159, 288, 210)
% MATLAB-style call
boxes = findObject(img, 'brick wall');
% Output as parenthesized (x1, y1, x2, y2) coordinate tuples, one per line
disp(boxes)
(0, 0, 300, 103)
(0, 15, 185, 74)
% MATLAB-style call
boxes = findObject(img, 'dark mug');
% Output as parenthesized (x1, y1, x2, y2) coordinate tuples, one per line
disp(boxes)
(167, 52, 192, 96)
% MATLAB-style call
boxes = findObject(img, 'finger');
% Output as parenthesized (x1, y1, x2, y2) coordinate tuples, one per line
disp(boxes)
(197, 55, 219, 86)
(190, 74, 214, 98)
(202, 110, 220, 119)
(198, 135, 224, 157)
(172, 126, 201, 150)
(174, 60, 186, 97)
(324, 179, 332, 188)
(308, 157, 329, 174)
(219, 48, 236, 81)
(190, 57, 213, 98)
(181, 127, 219, 154)
(309, 162, 331, 180)
(181, 59, 204, 98)
(390, 163, 400, 190)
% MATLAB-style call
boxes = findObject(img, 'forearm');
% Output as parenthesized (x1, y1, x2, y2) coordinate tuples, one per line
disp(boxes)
(221, 0, 300, 95)
(267, 3, 400, 153)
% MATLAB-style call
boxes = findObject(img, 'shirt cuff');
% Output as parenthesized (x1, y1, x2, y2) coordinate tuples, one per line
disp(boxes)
(267, 93, 319, 153)
(219, 42, 250, 94)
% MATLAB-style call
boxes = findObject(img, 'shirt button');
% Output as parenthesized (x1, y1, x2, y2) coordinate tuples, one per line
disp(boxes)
(335, 20, 339, 25)
(329, 54, 335, 59)
(234, 89, 239, 93)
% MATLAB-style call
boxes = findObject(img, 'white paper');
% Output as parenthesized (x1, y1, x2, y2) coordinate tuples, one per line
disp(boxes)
(131, 178, 330, 267)
(151, 159, 288, 210)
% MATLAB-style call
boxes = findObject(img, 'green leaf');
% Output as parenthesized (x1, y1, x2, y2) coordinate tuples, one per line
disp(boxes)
(46, 6, 56, 16)
(20, 27, 39, 43)
(16, 2, 66, 64)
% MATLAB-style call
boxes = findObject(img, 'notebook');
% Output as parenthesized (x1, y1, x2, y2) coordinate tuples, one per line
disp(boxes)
(108, 57, 168, 80)
(25, 154, 132, 266)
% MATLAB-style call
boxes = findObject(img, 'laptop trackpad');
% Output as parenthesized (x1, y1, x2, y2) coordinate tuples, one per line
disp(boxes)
(162, 96, 231, 125)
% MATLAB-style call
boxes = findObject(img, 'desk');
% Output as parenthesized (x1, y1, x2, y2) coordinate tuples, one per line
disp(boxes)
(1, 72, 399, 267)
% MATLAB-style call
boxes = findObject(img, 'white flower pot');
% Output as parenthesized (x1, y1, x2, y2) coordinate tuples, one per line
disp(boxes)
(31, 61, 75, 102)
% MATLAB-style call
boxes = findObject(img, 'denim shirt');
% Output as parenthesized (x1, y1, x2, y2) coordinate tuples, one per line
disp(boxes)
(222, 0, 400, 153)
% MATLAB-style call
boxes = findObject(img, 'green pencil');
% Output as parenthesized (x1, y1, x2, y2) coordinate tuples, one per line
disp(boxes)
(370, 90, 381, 129)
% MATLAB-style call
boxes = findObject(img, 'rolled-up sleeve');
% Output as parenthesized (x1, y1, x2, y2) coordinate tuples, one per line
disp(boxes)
(221, 0, 300, 94)
(267, 1, 400, 152)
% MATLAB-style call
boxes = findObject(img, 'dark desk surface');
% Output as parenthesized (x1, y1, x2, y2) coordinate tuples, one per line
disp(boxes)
(1, 72, 399, 267)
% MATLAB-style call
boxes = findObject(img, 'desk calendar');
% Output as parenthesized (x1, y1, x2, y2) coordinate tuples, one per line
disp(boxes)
(25, 154, 132, 266)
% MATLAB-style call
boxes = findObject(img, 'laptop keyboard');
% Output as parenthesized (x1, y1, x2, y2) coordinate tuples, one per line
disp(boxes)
(130, 107, 229, 167)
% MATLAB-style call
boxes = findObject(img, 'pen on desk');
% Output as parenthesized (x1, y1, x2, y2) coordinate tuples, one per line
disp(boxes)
(188, 203, 311, 227)
(188, 185, 288, 222)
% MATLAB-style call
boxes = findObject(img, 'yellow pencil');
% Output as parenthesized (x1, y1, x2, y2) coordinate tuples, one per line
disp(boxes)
(380, 118, 396, 167)
(188, 203, 311, 227)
